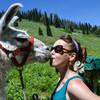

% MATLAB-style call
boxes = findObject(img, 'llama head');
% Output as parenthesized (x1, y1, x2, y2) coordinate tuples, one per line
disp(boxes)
(0, 3, 50, 66)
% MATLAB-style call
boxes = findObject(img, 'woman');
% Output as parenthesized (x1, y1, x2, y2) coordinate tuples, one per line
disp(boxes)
(50, 35, 100, 100)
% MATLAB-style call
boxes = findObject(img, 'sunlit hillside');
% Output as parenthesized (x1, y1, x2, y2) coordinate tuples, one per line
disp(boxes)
(6, 20, 100, 100)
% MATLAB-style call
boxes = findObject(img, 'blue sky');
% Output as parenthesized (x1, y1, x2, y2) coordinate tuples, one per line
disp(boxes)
(0, 0, 100, 26)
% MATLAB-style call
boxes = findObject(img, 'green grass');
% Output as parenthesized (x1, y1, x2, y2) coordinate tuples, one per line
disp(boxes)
(17, 20, 100, 56)
(6, 19, 100, 100)
(6, 62, 59, 100)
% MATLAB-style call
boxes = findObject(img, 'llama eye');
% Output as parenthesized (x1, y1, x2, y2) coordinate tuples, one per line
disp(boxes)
(14, 37, 28, 42)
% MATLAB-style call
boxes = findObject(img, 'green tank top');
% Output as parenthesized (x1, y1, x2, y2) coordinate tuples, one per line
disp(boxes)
(51, 75, 84, 100)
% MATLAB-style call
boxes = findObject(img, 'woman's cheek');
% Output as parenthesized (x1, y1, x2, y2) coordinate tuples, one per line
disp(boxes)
(52, 58, 62, 67)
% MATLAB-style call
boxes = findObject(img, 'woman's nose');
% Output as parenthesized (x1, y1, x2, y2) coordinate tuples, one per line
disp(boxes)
(50, 50, 55, 55)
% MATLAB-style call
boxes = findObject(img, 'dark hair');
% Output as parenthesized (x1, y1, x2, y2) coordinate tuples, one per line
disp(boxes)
(59, 35, 87, 63)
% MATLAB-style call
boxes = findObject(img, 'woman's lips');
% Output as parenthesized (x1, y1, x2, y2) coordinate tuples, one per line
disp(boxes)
(50, 56, 56, 66)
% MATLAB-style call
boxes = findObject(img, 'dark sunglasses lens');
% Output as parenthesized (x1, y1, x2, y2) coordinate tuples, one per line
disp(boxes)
(55, 46, 62, 52)
(51, 45, 63, 53)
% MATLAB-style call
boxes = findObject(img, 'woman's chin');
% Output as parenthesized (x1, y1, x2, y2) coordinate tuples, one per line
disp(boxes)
(50, 63, 58, 68)
(50, 59, 59, 67)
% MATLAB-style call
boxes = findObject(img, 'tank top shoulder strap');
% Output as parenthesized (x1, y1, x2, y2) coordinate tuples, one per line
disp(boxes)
(65, 75, 84, 85)
(63, 75, 85, 93)
(50, 75, 84, 100)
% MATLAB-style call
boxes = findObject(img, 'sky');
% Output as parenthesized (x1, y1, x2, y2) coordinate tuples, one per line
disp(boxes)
(0, 0, 100, 26)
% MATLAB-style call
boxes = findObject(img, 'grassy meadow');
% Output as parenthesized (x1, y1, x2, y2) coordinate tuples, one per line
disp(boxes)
(6, 20, 100, 100)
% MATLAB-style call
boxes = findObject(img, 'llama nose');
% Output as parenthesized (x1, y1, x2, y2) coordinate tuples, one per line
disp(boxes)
(49, 53, 51, 58)
(45, 47, 49, 51)
(46, 47, 49, 51)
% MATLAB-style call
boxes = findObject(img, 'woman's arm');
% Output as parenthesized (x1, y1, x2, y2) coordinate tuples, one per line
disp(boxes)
(67, 78, 100, 100)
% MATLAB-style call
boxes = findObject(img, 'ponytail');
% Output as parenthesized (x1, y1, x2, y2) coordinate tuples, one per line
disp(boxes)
(81, 47, 87, 63)
(73, 47, 87, 74)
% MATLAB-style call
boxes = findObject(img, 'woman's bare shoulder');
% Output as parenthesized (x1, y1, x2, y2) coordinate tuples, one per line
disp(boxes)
(67, 77, 100, 100)
(67, 77, 86, 92)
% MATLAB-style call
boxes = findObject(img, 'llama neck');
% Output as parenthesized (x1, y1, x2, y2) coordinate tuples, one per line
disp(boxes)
(0, 50, 13, 71)
(0, 89, 6, 100)
(0, 50, 13, 100)
(0, 42, 15, 71)
(0, 69, 6, 96)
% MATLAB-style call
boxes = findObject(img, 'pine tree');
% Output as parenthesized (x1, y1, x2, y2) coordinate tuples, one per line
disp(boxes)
(85, 23, 89, 35)
(94, 27, 100, 35)
(34, 8, 38, 21)
(81, 24, 85, 34)
(69, 22, 74, 33)
(0, 11, 4, 18)
(91, 25, 97, 33)
(49, 13, 53, 25)
(43, 11, 47, 25)
(45, 16, 52, 36)
(38, 27, 43, 36)
(53, 14, 60, 28)
(38, 10, 42, 22)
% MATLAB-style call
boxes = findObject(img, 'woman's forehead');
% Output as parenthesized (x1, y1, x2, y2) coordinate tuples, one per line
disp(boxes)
(54, 39, 67, 47)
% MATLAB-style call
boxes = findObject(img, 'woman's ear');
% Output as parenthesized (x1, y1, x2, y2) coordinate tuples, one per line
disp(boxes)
(68, 53, 76, 62)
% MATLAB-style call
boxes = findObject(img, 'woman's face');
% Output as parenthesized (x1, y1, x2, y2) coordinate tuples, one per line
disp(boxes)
(50, 39, 70, 70)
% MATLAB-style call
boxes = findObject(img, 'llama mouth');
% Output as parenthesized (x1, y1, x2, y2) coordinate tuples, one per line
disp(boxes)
(39, 58, 49, 63)
(43, 55, 51, 62)
(48, 54, 51, 59)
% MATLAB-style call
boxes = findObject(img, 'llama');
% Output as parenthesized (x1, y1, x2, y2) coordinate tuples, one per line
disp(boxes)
(0, 3, 50, 100)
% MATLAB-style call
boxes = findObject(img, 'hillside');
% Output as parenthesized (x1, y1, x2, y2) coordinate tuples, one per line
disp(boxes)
(6, 20, 100, 100)
(17, 19, 100, 56)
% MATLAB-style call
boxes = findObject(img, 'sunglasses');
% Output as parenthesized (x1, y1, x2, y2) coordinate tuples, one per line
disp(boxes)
(51, 45, 70, 54)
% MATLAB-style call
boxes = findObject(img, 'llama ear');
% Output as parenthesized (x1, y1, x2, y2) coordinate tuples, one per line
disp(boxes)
(8, 16, 19, 26)
(1, 3, 23, 30)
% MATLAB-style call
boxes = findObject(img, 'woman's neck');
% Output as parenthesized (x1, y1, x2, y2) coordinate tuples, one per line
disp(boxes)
(58, 66, 69, 79)
(59, 67, 77, 81)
